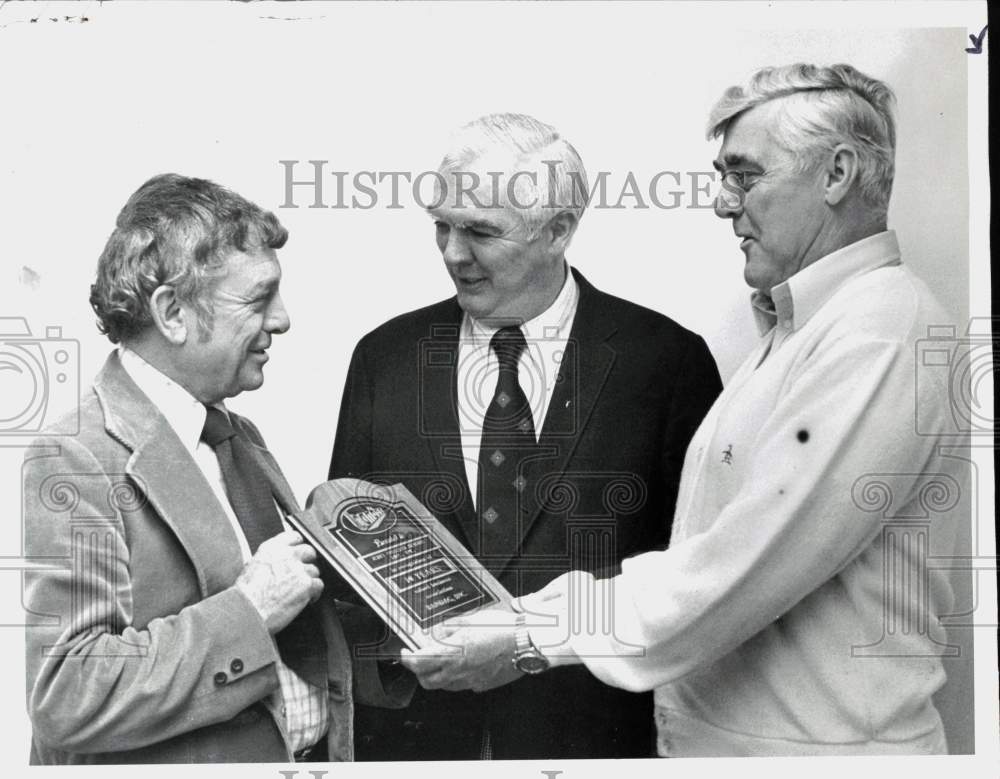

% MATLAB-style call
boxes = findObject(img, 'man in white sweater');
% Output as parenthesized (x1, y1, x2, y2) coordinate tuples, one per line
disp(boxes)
(401, 63, 966, 756)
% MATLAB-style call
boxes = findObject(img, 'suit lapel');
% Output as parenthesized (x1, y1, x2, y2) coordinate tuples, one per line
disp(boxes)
(500, 270, 618, 573)
(96, 353, 248, 598)
(539, 271, 619, 449)
(419, 307, 479, 549)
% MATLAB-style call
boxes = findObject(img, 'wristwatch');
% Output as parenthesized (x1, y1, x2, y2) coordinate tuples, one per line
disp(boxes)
(512, 612, 550, 675)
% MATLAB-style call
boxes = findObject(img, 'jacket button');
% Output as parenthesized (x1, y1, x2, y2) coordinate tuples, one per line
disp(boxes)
(213, 671, 228, 686)
(230, 659, 244, 674)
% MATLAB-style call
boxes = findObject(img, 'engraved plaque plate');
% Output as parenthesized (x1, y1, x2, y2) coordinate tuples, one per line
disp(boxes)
(288, 478, 511, 650)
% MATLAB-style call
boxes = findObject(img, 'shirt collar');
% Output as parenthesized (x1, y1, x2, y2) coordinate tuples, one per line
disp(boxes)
(118, 347, 224, 456)
(751, 230, 902, 336)
(463, 263, 579, 345)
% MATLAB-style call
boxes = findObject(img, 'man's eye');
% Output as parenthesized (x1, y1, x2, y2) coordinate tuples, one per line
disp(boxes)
(722, 171, 761, 191)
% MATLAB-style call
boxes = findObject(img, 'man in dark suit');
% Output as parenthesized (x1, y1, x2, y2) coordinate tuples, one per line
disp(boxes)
(24, 174, 405, 764)
(330, 113, 722, 760)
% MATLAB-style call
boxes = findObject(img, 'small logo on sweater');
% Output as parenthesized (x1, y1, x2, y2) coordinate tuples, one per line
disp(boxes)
(722, 444, 734, 466)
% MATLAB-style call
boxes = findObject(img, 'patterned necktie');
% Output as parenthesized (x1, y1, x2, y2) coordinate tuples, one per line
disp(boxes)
(476, 326, 537, 569)
(200, 406, 326, 686)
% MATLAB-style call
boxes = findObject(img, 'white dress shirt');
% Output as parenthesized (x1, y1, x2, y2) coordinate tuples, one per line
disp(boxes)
(457, 267, 580, 507)
(119, 348, 328, 753)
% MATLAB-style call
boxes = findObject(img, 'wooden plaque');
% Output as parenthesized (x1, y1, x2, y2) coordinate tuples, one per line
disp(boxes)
(288, 478, 511, 650)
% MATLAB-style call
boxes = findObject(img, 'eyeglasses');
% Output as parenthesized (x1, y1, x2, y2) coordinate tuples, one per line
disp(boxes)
(715, 169, 768, 211)
(720, 170, 764, 193)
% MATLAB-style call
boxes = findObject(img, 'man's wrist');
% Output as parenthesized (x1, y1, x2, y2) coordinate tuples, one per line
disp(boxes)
(523, 622, 577, 669)
(512, 612, 549, 674)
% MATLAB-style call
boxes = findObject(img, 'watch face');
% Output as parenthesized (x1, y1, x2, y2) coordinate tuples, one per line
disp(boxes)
(516, 654, 549, 675)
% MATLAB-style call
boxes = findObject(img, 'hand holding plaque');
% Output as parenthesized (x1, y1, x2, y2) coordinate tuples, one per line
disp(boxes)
(286, 478, 512, 650)
(399, 607, 525, 693)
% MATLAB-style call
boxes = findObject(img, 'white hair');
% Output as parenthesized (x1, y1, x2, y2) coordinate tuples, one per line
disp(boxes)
(437, 112, 588, 237)
(707, 63, 896, 214)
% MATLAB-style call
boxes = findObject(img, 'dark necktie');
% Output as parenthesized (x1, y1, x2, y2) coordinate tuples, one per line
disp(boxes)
(476, 326, 537, 568)
(201, 406, 326, 686)
(201, 406, 284, 552)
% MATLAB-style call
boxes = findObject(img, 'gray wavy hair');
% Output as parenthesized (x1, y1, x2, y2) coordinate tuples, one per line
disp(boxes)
(437, 113, 589, 238)
(90, 173, 287, 343)
(707, 63, 896, 214)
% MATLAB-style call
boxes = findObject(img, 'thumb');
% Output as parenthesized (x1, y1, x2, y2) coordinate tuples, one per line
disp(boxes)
(429, 618, 464, 642)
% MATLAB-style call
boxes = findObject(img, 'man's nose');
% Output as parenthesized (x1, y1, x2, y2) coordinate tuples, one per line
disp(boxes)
(266, 292, 291, 334)
(441, 227, 471, 266)
(714, 184, 744, 219)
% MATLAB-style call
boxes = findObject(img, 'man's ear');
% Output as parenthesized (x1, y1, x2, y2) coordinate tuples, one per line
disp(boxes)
(544, 211, 579, 254)
(149, 285, 188, 345)
(823, 143, 860, 207)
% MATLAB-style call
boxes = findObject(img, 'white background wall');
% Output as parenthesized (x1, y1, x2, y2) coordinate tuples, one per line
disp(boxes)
(0, 2, 991, 776)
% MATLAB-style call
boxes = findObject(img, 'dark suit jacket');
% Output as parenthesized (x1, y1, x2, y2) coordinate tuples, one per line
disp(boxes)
(23, 352, 404, 764)
(329, 269, 722, 760)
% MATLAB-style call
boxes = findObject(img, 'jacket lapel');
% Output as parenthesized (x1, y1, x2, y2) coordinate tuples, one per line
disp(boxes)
(95, 353, 247, 598)
(419, 306, 480, 549)
(497, 270, 618, 574)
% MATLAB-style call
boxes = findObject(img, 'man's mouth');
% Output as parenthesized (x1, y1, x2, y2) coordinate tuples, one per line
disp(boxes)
(455, 277, 487, 290)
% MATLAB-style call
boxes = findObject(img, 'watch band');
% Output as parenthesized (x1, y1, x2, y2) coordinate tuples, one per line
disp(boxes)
(512, 612, 550, 675)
